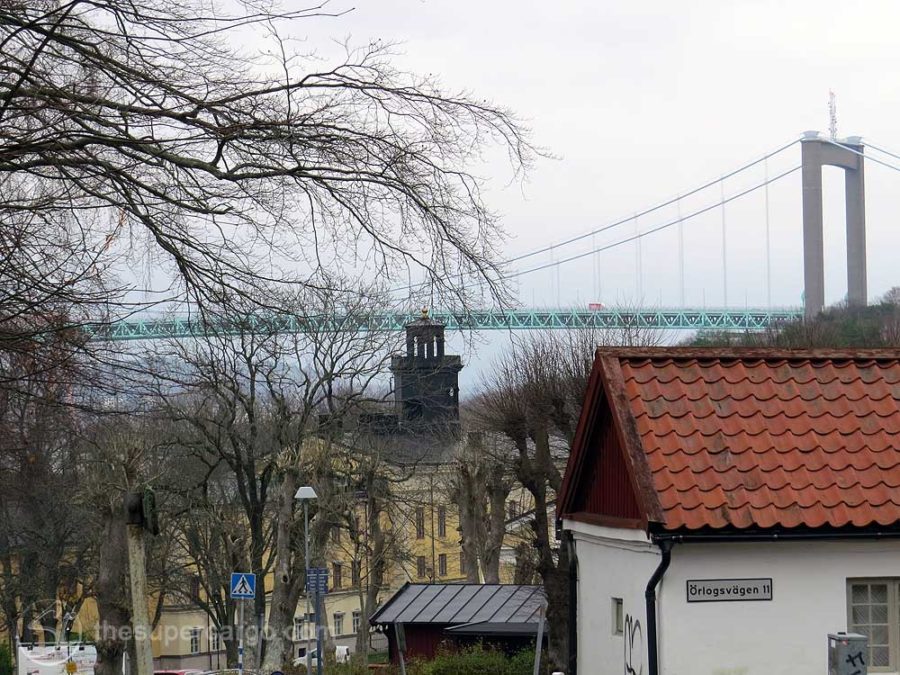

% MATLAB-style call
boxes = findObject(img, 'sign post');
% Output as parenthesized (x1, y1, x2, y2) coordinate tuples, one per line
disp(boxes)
(306, 568, 328, 675)
(230, 573, 257, 675)
(533, 605, 545, 675)
(395, 623, 407, 675)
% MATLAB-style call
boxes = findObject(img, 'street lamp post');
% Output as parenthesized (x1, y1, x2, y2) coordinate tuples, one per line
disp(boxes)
(295, 486, 318, 675)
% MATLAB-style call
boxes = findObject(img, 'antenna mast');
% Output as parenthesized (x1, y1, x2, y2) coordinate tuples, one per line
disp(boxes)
(828, 90, 838, 140)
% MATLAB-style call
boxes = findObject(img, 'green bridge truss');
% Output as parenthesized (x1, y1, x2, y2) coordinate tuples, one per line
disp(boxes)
(94, 308, 804, 341)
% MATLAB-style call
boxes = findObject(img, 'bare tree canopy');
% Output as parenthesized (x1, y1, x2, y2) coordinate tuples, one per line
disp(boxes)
(0, 0, 533, 323)
(470, 326, 661, 670)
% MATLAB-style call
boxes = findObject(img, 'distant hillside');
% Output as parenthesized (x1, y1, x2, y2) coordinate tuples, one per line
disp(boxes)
(685, 289, 900, 349)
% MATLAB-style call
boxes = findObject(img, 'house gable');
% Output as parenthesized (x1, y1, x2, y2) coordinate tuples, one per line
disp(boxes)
(560, 354, 650, 529)
(566, 402, 643, 528)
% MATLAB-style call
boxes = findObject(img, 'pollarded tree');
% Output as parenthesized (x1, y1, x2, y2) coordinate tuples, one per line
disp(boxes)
(472, 325, 661, 671)
(446, 430, 514, 584)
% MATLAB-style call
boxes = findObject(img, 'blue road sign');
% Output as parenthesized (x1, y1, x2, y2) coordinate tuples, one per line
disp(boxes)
(306, 567, 328, 594)
(230, 572, 256, 599)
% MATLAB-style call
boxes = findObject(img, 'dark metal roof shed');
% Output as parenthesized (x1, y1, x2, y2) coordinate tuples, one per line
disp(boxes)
(370, 583, 546, 627)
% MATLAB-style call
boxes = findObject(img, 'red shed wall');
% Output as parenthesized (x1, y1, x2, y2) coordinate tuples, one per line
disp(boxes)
(388, 625, 449, 664)
(570, 402, 642, 523)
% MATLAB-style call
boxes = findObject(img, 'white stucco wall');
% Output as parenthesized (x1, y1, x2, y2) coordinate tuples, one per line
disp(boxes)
(567, 520, 661, 675)
(566, 521, 900, 675)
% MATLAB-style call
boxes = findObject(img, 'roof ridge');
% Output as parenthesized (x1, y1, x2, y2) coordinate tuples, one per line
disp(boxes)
(596, 347, 900, 361)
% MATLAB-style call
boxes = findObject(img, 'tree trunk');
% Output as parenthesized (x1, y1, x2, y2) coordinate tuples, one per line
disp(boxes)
(520, 428, 569, 672)
(94, 506, 130, 675)
(543, 549, 570, 671)
(356, 490, 387, 656)
(224, 637, 238, 669)
(261, 472, 302, 672)
(482, 472, 509, 584)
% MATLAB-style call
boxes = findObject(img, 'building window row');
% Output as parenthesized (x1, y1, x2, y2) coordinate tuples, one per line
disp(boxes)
(415, 505, 450, 539)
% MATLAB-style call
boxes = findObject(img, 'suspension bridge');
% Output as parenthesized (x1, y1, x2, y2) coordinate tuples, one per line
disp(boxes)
(99, 132, 900, 339)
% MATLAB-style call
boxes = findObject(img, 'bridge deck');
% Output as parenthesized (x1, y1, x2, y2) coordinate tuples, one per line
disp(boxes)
(93, 308, 804, 341)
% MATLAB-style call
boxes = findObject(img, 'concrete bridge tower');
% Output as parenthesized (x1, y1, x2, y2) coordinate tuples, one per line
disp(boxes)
(801, 132, 867, 317)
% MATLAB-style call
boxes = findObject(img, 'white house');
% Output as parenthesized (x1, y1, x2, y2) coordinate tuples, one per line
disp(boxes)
(558, 348, 900, 675)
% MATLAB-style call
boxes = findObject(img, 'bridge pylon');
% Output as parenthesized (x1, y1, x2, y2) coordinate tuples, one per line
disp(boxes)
(800, 132, 866, 318)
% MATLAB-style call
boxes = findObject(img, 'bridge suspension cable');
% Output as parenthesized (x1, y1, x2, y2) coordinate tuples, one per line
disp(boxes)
(390, 138, 802, 299)
(865, 140, 900, 164)
(824, 138, 900, 173)
(502, 138, 800, 265)
(499, 164, 802, 281)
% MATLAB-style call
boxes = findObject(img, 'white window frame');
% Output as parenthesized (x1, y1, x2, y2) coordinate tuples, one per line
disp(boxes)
(847, 578, 899, 672)
(352, 611, 361, 635)
(611, 598, 623, 636)
(210, 627, 220, 651)
(333, 612, 344, 636)
(189, 628, 201, 655)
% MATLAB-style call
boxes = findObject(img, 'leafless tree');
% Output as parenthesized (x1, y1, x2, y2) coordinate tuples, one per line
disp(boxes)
(76, 415, 175, 675)
(0, 0, 533, 324)
(445, 430, 513, 584)
(0, 318, 94, 646)
(472, 325, 661, 670)
(142, 282, 399, 669)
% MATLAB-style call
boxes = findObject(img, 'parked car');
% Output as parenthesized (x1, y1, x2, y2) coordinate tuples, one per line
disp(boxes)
(292, 646, 350, 668)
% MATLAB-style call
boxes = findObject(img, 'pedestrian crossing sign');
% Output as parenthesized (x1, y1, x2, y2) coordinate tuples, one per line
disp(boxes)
(230, 572, 256, 599)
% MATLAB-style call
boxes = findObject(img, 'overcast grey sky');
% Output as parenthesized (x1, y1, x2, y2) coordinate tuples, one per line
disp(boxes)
(293, 0, 900, 315)
(290, 0, 900, 389)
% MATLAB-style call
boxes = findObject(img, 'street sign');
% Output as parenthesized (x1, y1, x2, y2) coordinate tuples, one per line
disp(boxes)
(686, 578, 772, 603)
(230, 572, 256, 599)
(306, 567, 329, 594)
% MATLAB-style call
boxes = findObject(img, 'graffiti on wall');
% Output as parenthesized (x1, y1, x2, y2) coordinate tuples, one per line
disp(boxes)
(624, 613, 643, 675)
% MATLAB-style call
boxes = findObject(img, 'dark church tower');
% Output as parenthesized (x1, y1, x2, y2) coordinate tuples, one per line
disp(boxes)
(390, 308, 462, 432)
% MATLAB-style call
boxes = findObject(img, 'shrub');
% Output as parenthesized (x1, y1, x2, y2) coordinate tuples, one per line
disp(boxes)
(506, 648, 544, 675)
(425, 644, 510, 675)
(0, 642, 12, 675)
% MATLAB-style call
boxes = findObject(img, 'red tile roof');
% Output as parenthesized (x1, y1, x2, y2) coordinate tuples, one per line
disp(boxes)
(561, 349, 900, 532)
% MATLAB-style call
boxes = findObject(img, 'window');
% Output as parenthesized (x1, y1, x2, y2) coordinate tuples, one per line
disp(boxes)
(351, 560, 361, 587)
(352, 611, 361, 634)
(612, 598, 623, 636)
(190, 575, 201, 600)
(848, 579, 897, 669)
(210, 627, 220, 651)
(333, 613, 344, 636)
(331, 525, 341, 544)
(416, 556, 427, 578)
(507, 500, 519, 520)
(189, 628, 201, 654)
(438, 553, 447, 577)
(293, 618, 303, 642)
(438, 506, 447, 537)
(415, 507, 425, 539)
(332, 562, 343, 590)
(459, 551, 467, 575)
